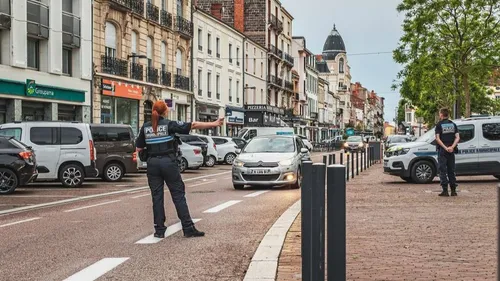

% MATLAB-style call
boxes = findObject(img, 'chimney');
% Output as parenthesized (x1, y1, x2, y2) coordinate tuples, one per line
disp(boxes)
(210, 3, 223, 20)
(234, 0, 244, 32)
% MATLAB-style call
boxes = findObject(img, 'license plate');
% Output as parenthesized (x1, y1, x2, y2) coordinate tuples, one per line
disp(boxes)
(248, 169, 271, 174)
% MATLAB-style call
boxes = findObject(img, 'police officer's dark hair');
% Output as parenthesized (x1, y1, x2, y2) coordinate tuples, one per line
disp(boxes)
(151, 100, 168, 134)
(439, 108, 450, 118)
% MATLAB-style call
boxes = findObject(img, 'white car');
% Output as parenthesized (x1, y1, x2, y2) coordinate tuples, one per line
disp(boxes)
(191, 134, 219, 167)
(137, 142, 204, 173)
(212, 136, 240, 164)
(0, 121, 98, 187)
(384, 116, 500, 184)
(297, 135, 313, 151)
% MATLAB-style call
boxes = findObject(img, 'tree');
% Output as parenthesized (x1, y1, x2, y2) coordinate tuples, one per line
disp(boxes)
(394, 0, 500, 118)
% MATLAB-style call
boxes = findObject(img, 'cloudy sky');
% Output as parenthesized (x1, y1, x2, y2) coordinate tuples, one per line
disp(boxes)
(282, 0, 404, 122)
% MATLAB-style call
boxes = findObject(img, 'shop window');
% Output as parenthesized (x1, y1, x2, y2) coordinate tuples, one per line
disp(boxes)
(30, 127, 58, 145)
(58, 104, 77, 121)
(100, 96, 139, 135)
(27, 38, 40, 70)
(61, 127, 83, 145)
(62, 48, 72, 75)
(0, 128, 22, 141)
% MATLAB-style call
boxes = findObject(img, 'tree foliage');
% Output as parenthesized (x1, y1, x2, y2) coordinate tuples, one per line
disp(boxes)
(393, 0, 500, 125)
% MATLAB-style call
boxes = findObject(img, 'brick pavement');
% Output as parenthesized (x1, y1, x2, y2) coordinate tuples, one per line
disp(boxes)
(277, 164, 498, 281)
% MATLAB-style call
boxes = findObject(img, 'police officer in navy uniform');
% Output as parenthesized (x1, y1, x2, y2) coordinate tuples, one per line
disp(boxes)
(136, 100, 224, 238)
(435, 108, 460, 197)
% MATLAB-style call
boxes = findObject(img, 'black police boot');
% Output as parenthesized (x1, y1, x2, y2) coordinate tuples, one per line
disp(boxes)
(450, 186, 458, 197)
(438, 186, 449, 197)
(183, 226, 205, 238)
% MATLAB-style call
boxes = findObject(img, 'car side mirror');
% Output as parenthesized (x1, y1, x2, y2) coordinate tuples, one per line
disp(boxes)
(300, 148, 309, 154)
(235, 149, 241, 154)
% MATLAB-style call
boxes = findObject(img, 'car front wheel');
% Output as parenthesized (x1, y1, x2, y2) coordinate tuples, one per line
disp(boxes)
(410, 160, 436, 184)
(224, 153, 236, 165)
(205, 155, 216, 167)
(0, 168, 19, 195)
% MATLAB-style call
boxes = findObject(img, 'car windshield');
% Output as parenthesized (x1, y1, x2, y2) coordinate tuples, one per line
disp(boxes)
(243, 137, 295, 153)
(237, 129, 247, 138)
(346, 136, 362, 142)
(416, 128, 435, 143)
(389, 136, 408, 143)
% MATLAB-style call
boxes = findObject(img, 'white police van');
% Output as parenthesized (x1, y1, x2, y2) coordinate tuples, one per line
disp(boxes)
(384, 116, 500, 184)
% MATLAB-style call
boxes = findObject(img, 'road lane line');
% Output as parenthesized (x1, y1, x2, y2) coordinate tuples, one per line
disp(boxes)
(4, 195, 76, 198)
(189, 180, 216, 187)
(135, 219, 202, 244)
(222, 177, 232, 180)
(203, 200, 242, 213)
(127, 190, 144, 194)
(244, 190, 270, 198)
(62, 258, 129, 281)
(131, 193, 150, 199)
(0, 217, 41, 228)
(0, 171, 231, 216)
(63, 200, 121, 213)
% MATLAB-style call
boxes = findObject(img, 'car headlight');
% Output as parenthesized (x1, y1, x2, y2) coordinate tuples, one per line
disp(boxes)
(391, 147, 410, 156)
(279, 159, 293, 166)
(358, 142, 364, 147)
(233, 159, 244, 167)
(343, 143, 348, 147)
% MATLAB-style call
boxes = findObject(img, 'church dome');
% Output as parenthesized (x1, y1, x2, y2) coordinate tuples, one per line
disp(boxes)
(322, 24, 346, 60)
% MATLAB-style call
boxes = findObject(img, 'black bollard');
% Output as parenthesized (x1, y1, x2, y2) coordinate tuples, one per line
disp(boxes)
(323, 155, 327, 165)
(351, 152, 354, 179)
(360, 150, 364, 173)
(328, 154, 333, 165)
(340, 152, 344, 165)
(311, 163, 326, 281)
(345, 153, 349, 182)
(327, 164, 347, 281)
(364, 148, 367, 170)
(301, 161, 313, 281)
(333, 154, 336, 165)
(356, 151, 359, 176)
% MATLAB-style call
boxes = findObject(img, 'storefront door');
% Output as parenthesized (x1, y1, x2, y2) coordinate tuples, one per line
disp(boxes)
(22, 101, 45, 121)
(0, 99, 6, 124)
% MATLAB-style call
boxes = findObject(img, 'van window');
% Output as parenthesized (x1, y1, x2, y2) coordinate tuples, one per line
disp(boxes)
(0, 128, 22, 141)
(295, 138, 303, 151)
(247, 129, 257, 140)
(482, 123, 500, 141)
(108, 128, 131, 142)
(61, 127, 83, 145)
(458, 124, 475, 143)
(30, 127, 58, 145)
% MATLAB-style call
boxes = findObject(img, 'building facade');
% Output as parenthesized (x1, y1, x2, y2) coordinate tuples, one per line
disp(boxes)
(0, 0, 92, 123)
(93, 0, 193, 135)
(192, 7, 244, 136)
(243, 37, 267, 106)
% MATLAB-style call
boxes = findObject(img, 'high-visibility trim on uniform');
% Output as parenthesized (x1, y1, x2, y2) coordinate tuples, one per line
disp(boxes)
(145, 136, 174, 144)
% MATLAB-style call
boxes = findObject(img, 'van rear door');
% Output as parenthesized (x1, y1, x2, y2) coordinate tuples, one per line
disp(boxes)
(477, 121, 500, 175)
(27, 125, 61, 179)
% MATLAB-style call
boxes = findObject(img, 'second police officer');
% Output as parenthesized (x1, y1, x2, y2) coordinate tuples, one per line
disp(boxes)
(136, 100, 224, 238)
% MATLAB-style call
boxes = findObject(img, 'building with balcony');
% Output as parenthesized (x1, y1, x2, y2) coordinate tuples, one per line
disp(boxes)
(93, 0, 193, 134)
(192, 7, 244, 136)
(0, 0, 92, 123)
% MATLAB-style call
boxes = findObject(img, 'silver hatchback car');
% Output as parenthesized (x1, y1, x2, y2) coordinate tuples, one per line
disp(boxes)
(232, 135, 311, 190)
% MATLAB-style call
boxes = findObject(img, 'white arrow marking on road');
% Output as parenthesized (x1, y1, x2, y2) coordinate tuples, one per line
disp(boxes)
(63, 200, 121, 213)
(135, 219, 202, 244)
(244, 190, 270, 198)
(0, 217, 41, 228)
(62, 257, 129, 281)
(203, 200, 242, 213)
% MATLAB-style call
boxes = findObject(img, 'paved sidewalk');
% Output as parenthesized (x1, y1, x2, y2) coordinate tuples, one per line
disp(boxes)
(277, 165, 498, 281)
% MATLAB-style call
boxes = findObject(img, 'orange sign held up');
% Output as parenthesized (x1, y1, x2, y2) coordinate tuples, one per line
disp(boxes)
(102, 79, 142, 100)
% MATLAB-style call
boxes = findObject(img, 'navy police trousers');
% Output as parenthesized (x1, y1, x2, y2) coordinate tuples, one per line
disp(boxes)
(438, 148, 457, 190)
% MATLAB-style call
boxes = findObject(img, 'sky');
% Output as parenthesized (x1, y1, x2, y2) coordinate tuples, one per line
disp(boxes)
(282, 0, 404, 123)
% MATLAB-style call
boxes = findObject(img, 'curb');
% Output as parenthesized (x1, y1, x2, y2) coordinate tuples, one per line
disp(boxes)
(243, 199, 301, 281)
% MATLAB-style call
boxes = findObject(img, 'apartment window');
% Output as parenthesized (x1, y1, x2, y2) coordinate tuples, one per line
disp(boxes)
(62, 48, 72, 75)
(198, 29, 202, 51)
(288, 21, 290, 35)
(236, 80, 240, 103)
(229, 44, 232, 63)
(260, 62, 263, 78)
(207, 33, 212, 54)
(146, 36, 153, 68)
(261, 89, 264, 103)
(27, 38, 39, 69)
(236, 47, 240, 66)
(207, 72, 212, 98)
(197, 69, 202, 96)
(131, 31, 138, 62)
(177, 0, 183, 18)
(216, 38, 220, 58)
(105, 22, 117, 57)
(161, 41, 167, 72)
(245, 54, 249, 71)
(253, 58, 256, 75)
(229, 78, 232, 102)
(176, 49, 183, 75)
(216, 74, 220, 99)
(161, 0, 166, 10)
(339, 58, 344, 73)
(406, 113, 412, 123)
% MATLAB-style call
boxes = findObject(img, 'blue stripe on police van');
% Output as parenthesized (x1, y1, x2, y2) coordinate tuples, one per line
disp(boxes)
(414, 152, 437, 157)
(145, 136, 173, 144)
(413, 147, 500, 156)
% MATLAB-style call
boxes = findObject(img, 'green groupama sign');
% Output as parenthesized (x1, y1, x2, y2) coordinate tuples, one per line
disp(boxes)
(26, 79, 56, 98)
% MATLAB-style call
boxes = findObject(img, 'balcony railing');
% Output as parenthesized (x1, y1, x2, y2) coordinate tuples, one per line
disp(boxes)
(276, 77, 283, 87)
(268, 75, 281, 87)
(277, 19, 283, 33)
(284, 52, 294, 65)
(174, 74, 190, 91)
(27, 0, 49, 39)
(130, 62, 143, 80)
(284, 81, 293, 91)
(175, 16, 193, 38)
(146, 2, 159, 23)
(109, 0, 132, 10)
(160, 10, 172, 28)
(130, 0, 144, 16)
(269, 14, 277, 29)
(62, 11, 81, 48)
(161, 71, 171, 86)
(0, 0, 11, 30)
(101, 55, 128, 77)
(146, 67, 159, 84)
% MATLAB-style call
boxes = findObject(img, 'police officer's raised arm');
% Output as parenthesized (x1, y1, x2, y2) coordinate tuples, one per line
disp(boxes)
(169, 117, 225, 134)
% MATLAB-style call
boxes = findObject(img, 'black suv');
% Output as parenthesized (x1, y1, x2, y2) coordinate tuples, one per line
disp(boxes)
(0, 137, 39, 194)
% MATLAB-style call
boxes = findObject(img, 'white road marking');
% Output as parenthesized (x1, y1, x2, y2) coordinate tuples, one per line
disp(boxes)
(0, 217, 41, 228)
(62, 257, 129, 281)
(203, 200, 242, 213)
(3, 195, 76, 198)
(135, 219, 202, 244)
(63, 200, 121, 213)
(244, 190, 270, 198)
(222, 177, 232, 180)
(189, 180, 216, 187)
(131, 193, 150, 199)
(127, 190, 144, 194)
(0, 171, 231, 216)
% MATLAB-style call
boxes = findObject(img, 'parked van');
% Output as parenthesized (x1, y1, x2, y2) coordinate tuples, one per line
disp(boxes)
(90, 124, 137, 182)
(384, 116, 500, 183)
(237, 127, 294, 141)
(0, 121, 98, 187)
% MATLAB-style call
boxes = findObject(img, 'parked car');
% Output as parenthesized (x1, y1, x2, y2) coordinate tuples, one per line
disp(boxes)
(136, 141, 204, 173)
(232, 135, 311, 190)
(343, 136, 366, 152)
(0, 122, 98, 188)
(296, 135, 313, 151)
(0, 137, 41, 194)
(182, 134, 218, 167)
(384, 116, 500, 183)
(90, 124, 137, 182)
(212, 136, 240, 164)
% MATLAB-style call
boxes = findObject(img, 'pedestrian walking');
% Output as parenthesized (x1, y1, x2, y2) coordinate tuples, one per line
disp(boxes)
(136, 100, 224, 238)
(434, 108, 460, 197)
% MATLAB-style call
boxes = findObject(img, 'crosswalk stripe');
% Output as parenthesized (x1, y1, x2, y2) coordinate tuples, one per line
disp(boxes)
(135, 219, 202, 244)
(62, 258, 129, 281)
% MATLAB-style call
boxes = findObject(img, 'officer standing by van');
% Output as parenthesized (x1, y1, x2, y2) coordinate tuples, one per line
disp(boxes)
(435, 108, 460, 197)
(136, 100, 224, 238)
